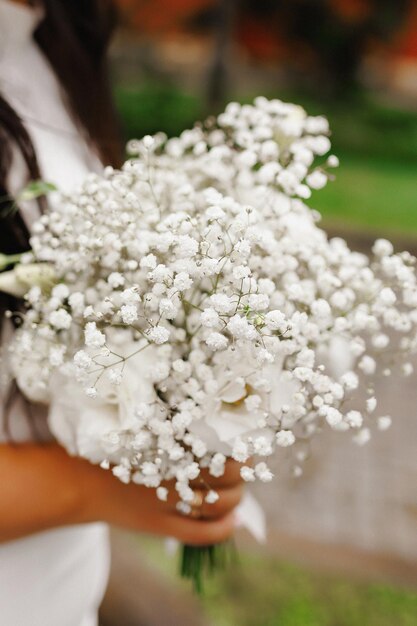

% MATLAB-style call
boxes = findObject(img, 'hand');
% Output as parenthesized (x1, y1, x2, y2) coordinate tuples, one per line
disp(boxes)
(81, 459, 245, 546)
(0, 444, 243, 544)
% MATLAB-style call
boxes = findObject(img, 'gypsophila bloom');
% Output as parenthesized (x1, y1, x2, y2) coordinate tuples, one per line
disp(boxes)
(377, 416, 392, 431)
(49, 309, 72, 330)
(147, 326, 170, 344)
(120, 304, 138, 325)
(9, 96, 417, 510)
(276, 430, 296, 447)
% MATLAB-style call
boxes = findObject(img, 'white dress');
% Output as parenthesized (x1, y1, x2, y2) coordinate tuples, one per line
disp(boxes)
(0, 2, 110, 625)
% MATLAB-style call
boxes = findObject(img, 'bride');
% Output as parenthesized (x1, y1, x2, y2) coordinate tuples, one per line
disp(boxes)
(0, 1, 243, 624)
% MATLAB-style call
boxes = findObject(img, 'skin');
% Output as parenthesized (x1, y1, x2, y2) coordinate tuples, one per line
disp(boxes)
(0, 442, 243, 544)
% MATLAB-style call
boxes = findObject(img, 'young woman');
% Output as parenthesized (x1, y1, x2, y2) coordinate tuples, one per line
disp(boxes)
(0, 1, 243, 624)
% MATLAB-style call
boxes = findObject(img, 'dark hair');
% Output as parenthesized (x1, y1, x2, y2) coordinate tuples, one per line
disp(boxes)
(0, 0, 122, 429)
(0, 0, 122, 272)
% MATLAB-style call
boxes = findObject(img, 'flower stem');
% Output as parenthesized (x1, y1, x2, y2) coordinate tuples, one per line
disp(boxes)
(0, 252, 26, 272)
(179, 541, 236, 594)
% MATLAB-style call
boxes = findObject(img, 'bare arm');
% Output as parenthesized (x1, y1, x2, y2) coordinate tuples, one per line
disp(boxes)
(0, 442, 242, 545)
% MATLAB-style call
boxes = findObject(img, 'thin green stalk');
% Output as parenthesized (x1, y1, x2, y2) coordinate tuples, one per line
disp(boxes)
(179, 541, 237, 594)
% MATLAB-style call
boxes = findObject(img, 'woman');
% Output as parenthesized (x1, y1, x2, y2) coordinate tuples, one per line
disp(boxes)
(0, 1, 243, 624)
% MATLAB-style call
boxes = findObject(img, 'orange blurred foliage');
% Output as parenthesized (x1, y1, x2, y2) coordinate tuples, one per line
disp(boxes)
(117, 0, 213, 34)
(116, 0, 417, 62)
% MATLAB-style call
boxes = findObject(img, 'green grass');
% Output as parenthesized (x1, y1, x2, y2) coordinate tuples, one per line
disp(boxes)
(115, 83, 202, 141)
(140, 539, 417, 626)
(115, 84, 417, 236)
(313, 154, 417, 237)
(201, 553, 417, 626)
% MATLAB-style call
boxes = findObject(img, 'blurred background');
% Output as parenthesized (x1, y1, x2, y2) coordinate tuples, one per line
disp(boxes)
(100, 2, 417, 624)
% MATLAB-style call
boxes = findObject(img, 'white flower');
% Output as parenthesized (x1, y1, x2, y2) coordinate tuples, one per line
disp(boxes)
(84, 322, 106, 348)
(107, 369, 123, 385)
(205, 490, 219, 504)
(372, 333, 389, 349)
(235, 239, 251, 257)
(140, 254, 157, 270)
(11, 96, 416, 499)
(254, 462, 273, 482)
(345, 410, 363, 428)
(353, 428, 371, 446)
(402, 363, 414, 377)
(209, 453, 226, 476)
(108, 272, 125, 288)
(378, 416, 392, 431)
(159, 298, 177, 319)
(143, 135, 155, 149)
(226, 315, 257, 340)
(366, 397, 377, 413)
(201, 308, 220, 328)
(306, 170, 327, 190)
(233, 265, 251, 281)
(175, 236, 199, 258)
(74, 350, 93, 370)
(327, 155, 339, 168)
(372, 239, 393, 257)
(240, 466, 255, 482)
(210, 294, 234, 314)
(173, 272, 193, 291)
(264, 310, 287, 332)
(156, 486, 168, 501)
(276, 430, 295, 447)
(248, 293, 269, 311)
(358, 355, 376, 376)
(244, 394, 262, 412)
(311, 299, 331, 318)
(49, 309, 72, 330)
(121, 288, 140, 305)
(120, 304, 138, 325)
(205, 332, 228, 350)
(49, 346, 66, 367)
(147, 326, 170, 344)
(340, 372, 359, 390)
(68, 292, 85, 313)
(379, 288, 396, 306)
(256, 348, 274, 365)
(232, 439, 250, 462)
(52, 284, 70, 300)
(322, 406, 343, 427)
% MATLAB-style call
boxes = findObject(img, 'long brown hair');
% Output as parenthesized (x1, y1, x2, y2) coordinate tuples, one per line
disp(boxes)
(0, 0, 122, 274)
(0, 0, 122, 430)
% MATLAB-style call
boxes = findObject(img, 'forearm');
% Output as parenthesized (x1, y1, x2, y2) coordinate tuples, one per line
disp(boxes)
(0, 442, 92, 542)
(0, 442, 242, 546)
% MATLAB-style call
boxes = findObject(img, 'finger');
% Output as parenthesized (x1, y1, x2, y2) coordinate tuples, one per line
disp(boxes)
(166, 511, 236, 546)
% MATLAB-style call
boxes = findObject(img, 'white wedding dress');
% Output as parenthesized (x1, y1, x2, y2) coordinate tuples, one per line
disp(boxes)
(0, 2, 110, 624)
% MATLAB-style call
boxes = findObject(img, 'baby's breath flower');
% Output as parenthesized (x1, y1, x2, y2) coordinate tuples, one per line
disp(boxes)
(10, 96, 416, 505)
(147, 326, 170, 344)
(49, 309, 72, 330)
(276, 430, 295, 447)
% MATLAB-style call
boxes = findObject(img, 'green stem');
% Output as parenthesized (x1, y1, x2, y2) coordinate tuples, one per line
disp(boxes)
(0, 252, 27, 271)
(179, 541, 236, 594)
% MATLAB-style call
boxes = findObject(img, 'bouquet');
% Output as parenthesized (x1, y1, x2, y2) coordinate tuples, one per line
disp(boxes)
(2, 98, 417, 591)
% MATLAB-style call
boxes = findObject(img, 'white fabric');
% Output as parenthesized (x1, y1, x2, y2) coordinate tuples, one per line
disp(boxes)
(0, 1, 110, 624)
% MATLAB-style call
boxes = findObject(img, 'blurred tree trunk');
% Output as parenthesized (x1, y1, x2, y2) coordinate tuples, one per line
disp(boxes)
(206, 0, 237, 111)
